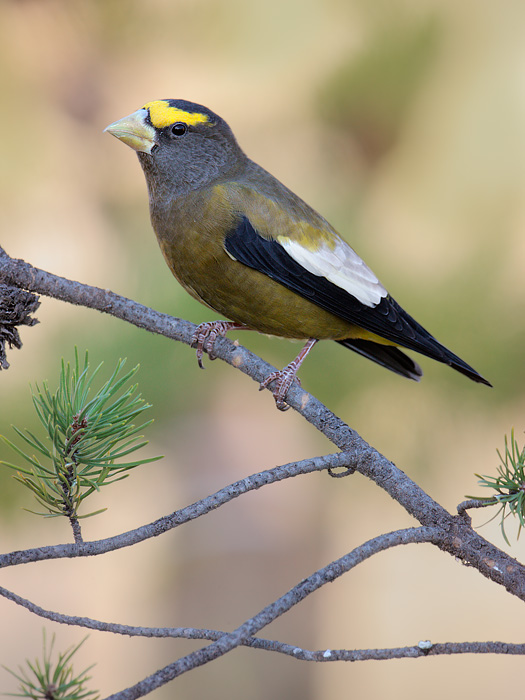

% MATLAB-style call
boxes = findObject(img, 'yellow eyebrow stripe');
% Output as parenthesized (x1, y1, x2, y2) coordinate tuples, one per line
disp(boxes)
(143, 100, 210, 129)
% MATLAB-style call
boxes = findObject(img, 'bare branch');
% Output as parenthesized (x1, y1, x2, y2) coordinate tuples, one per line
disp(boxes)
(0, 452, 352, 569)
(102, 527, 438, 700)
(457, 498, 497, 517)
(0, 246, 265, 384)
(69, 517, 84, 544)
(290, 641, 525, 661)
(2, 583, 523, 663)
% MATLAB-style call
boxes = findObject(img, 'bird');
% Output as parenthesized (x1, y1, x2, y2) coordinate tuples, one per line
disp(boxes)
(105, 99, 491, 410)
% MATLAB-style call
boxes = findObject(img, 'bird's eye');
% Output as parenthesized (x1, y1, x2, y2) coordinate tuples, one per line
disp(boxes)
(171, 122, 187, 137)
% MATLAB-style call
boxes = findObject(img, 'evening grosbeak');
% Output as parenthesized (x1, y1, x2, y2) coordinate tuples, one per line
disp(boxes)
(105, 99, 490, 410)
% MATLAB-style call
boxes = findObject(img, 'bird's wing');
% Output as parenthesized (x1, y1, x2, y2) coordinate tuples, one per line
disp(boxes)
(224, 214, 428, 348)
(221, 176, 490, 385)
(223, 181, 387, 308)
(223, 213, 488, 384)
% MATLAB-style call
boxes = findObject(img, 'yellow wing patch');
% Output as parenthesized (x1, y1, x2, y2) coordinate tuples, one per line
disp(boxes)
(143, 100, 210, 129)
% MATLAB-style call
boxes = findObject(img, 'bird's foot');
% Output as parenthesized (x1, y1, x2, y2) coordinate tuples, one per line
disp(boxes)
(192, 321, 248, 368)
(259, 366, 301, 411)
(259, 338, 318, 411)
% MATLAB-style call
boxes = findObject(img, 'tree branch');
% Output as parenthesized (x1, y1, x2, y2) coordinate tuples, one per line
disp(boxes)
(102, 527, 438, 700)
(2, 246, 525, 699)
(1, 247, 524, 600)
(2, 577, 524, 663)
(0, 525, 430, 651)
(457, 498, 497, 517)
(0, 452, 353, 569)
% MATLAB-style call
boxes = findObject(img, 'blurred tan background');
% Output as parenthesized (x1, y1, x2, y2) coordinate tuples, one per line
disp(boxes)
(1, 0, 525, 698)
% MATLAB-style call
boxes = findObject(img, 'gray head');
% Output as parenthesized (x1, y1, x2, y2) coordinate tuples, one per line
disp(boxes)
(105, 99, 246, 198)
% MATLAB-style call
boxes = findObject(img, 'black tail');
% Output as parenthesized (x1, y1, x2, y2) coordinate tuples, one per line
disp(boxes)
(337, 338, 422, 381)
(337, 337, 492, 386)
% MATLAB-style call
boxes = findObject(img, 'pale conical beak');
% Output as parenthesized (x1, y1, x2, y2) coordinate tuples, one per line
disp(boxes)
(104, 108, 157, 154)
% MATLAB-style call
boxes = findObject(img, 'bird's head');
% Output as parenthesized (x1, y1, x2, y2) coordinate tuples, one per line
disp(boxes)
(105, 99, 245, 195)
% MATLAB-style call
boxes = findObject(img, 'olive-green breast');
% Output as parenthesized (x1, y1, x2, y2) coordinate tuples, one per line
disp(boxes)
(149, 183, 379, 341)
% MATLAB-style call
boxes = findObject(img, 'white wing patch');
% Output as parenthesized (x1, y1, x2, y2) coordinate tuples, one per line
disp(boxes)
(279, 237, 387, 308)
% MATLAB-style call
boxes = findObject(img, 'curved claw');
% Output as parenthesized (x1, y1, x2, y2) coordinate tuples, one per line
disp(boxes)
(259, 367, 295, 411)
(259, 338, 318, 411)
(259, 367, 300, 411)
(191, 321, 248, 368)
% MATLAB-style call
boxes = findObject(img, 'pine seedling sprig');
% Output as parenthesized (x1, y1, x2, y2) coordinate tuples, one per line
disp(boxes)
(3, 631, 99, 700)
(0, 349, 162, 520)
(470, 429, 525, 544)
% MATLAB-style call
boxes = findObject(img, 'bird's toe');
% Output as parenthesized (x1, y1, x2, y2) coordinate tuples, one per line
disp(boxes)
(260, 367, 298, 411)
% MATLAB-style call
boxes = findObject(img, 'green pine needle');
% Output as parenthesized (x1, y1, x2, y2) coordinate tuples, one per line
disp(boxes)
(3, 631, 99, 700)
(470, 429, 525, 545)
(1, 349, 162, 520)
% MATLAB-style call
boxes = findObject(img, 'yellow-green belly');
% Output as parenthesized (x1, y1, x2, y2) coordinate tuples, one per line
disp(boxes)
(151, 188, 383, 343)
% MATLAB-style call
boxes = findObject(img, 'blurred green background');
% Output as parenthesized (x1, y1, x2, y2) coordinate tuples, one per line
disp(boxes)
(1, 0, 525, 698)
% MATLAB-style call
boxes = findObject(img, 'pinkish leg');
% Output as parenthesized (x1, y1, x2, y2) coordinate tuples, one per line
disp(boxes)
(192, 321, 250, 368)
(259, 338, 318, 411)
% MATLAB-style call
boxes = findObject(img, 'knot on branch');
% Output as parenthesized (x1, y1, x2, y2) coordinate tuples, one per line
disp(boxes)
(0, 284, 40, 369)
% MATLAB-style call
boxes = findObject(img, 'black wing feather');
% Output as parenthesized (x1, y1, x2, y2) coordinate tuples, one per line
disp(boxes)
(225, 217, 491, 386)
